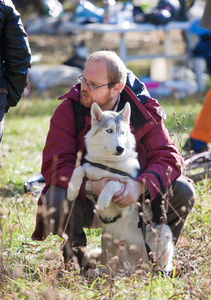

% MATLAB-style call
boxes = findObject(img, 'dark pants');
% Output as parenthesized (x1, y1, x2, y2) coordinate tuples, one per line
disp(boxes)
(42, 185, 95, 264)
(42, 177, 195, 264)
(151, 177, 195, 244)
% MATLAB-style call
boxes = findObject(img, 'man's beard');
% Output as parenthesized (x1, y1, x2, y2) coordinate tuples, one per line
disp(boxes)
(80, 91, 93, 108)
(80, 90, 114, 110)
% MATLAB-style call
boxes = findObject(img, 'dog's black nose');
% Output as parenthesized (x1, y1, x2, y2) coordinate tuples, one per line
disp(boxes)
(116, 146, 124, 155)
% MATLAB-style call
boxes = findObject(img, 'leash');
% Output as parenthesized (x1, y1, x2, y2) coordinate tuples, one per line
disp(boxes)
(138, 203, 152, 261)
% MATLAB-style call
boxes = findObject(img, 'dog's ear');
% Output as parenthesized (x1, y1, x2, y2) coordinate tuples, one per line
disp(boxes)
(91, 102, 104, 125)
(120, 102, 131, 124)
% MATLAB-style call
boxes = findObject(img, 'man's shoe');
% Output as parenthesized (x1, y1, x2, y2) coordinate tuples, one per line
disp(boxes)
(183, 138, 208, 154)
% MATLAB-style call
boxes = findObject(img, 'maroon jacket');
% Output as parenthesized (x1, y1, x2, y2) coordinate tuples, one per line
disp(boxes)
(32, 77, 183, 241)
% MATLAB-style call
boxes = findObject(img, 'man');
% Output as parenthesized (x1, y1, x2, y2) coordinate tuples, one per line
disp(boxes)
(0, 0, 31, 147)
(32, 50, 195, 268)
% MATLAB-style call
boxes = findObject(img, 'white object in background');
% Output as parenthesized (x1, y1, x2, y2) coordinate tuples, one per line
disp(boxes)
(150, 58, 169, 82)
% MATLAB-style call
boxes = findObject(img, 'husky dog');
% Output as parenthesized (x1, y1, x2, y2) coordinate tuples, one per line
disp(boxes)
(67, 102, 174, 273)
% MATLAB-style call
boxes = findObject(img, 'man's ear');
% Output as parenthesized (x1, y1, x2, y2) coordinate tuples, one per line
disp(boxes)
(112, 82, 122, 93)
(91, 102, 104, 126)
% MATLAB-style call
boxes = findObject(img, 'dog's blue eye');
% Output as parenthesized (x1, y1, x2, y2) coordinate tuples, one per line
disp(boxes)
(106, 129, 113, 133)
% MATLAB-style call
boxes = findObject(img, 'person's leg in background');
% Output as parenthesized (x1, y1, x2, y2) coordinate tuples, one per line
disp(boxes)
(183, 89, 211, 153)
(0, 112, 4, 156)
(0, 92, 7, 152)
(0, 118, 3, 144)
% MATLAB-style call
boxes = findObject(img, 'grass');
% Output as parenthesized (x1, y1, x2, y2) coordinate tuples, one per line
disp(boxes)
(0, 88, 210, 299)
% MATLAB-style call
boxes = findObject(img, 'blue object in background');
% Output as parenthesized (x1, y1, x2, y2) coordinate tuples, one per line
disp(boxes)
(74, 1, 104, 24)
(189, 20, 211, 36)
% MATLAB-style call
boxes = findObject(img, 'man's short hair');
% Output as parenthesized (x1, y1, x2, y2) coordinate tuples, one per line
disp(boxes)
(86, 50, 127, 92)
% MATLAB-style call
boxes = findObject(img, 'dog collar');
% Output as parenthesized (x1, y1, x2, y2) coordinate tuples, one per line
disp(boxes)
(99, 213, 122, 224)
(86, 160, 133, 178)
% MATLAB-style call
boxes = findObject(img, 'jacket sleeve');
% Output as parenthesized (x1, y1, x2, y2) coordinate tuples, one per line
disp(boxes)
(41, 100, 77, 188)
(136, 113, 184, 201)
(41, 99, 88, 203)
(1, 2, 31, 109)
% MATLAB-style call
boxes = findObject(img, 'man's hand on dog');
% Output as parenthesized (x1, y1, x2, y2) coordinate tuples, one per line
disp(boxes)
(113, 178, 145, 207)
(92, 177, 145, 208)
(92, 177, 120, 198)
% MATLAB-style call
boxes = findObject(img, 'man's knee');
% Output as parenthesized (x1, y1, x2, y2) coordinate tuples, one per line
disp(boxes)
(151, 177, 195, 224)
(172, 177, 196, 213)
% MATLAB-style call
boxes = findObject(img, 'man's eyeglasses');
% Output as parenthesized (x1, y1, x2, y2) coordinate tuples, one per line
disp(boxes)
(78, 75, 114, 91)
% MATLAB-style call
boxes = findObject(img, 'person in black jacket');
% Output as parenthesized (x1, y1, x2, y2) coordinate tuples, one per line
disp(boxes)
(0, 0, 31, 146)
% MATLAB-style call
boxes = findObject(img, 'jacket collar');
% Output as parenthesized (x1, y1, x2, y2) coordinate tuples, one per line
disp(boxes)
(58, 83, 80, 102)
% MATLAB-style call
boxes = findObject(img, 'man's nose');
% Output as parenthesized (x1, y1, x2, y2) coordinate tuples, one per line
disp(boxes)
(82, 81, 90, 91)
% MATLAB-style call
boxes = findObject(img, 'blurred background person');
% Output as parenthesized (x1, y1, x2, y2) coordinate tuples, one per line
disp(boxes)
(183, 0, 211, 154)
(0, 0, 31, 149)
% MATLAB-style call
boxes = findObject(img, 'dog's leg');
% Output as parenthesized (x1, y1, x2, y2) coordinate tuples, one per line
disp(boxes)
(156, 224, 174, 272)
(145, 224, 174, 272)
(67, 166, 85, 201)
(97, 180, 122, 211)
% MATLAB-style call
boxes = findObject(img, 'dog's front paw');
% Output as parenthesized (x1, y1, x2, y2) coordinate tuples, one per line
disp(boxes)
(67, 166, 85, 202)
(97, 195, 111, 211)
(67, 181, 79, 202)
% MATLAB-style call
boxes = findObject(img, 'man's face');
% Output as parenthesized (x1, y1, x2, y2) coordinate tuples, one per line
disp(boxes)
(80, 60, 121, 111)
